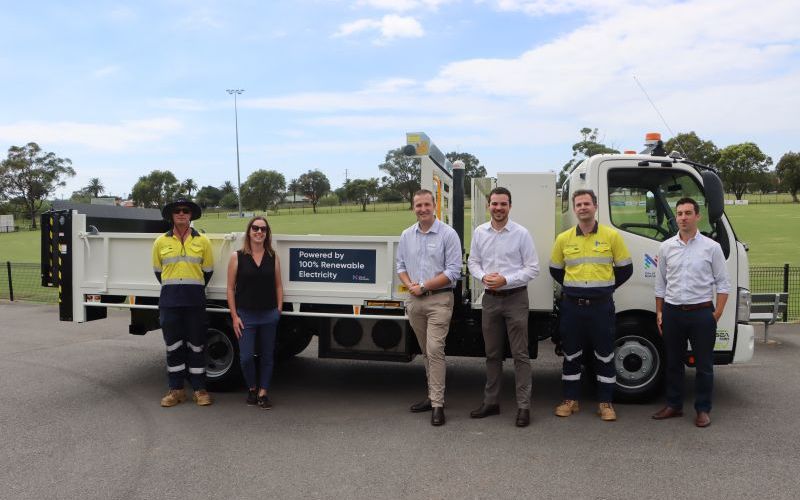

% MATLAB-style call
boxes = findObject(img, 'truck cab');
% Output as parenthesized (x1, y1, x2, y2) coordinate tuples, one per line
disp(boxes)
(560, 138, 755, 400)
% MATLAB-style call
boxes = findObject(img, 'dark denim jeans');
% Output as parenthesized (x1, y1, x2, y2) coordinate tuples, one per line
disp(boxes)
(237, 308, 280, 390)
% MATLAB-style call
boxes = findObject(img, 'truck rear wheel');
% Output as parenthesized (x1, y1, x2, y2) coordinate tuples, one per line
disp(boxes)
(613, 316, 664, 403)
(205, 322, 243, 391)
(275, 316, 314, 361)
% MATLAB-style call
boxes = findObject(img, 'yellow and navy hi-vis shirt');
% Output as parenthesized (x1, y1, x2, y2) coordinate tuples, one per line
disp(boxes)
(549, 222, 632, 298)
(152, 228, 214, 307)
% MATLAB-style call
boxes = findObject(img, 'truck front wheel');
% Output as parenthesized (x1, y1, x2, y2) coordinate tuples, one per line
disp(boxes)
(613, 316, 664, 403)
(205, 322, 243, 391)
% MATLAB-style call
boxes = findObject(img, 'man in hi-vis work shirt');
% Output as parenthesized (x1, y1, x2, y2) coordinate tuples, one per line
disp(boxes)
(152, 198, 214, 407)
(550, 189, 632, 422)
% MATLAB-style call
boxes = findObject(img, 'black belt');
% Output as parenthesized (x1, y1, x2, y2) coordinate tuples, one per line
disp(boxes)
(562, 294, 612, 306)
(484, 286, 526, 297)
(422, 288, 453, 297)
(666, 301, 713, 311)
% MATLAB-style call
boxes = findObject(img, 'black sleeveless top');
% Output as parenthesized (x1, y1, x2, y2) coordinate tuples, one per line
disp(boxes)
(235, 250, 278, 310)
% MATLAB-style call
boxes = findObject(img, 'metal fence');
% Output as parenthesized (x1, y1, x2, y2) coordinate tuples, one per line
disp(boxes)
(749, 264, 799, 321)
(1, 262, 58, 302)
(2, 260, 798, 321)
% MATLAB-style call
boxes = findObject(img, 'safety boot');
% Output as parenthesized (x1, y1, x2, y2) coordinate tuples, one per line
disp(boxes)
(554, 399, 579, 417)
(193, 389, 213, 406)
(160, 389, 186, 407)
(598, 402, 617, 421)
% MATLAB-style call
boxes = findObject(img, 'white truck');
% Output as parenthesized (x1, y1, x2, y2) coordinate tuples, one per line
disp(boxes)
(41, 132, 755, 401)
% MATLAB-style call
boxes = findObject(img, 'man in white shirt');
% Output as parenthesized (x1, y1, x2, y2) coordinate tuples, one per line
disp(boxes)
(653, 197, 730, 428)
(467, 187, 539, 427)
(397, 190, 462, 426)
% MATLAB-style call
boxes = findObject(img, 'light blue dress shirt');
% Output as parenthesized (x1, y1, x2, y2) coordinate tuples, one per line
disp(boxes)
(654, 231, 730, 304)
(396, 218, 462, 287)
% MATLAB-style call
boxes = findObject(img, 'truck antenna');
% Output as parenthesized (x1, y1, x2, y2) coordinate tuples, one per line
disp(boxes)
(633, 75, 688, 158)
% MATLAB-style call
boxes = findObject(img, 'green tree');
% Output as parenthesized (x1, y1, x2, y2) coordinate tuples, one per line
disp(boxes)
(195, 185, 223, 208)
(446, 152, 487, 196)
(220, 181, 237, 196)
(287, 178, 301, 204)
(84, 177, 105, 198)
(754, 170, 780, 195)
(560, 128, 618, 187)
(776, 151, 800, 202)
(0, 142, 75, 229)
(718, 143, 772, 200)
(130, 170, 180, 208)
(379, 147, 420, 209)
(297, 170, 331, 213)
(219, 192, 239, 210)
(181, 178, 198, 198)
(664, 131, 721, 167)
(344, 178, 380, 211)
(240, 169, 286, 210)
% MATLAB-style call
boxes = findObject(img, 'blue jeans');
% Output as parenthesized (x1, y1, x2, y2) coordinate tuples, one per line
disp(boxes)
(237, 308, 280, 390)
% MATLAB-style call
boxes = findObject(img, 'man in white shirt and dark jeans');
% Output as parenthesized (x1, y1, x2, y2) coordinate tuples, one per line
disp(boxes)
(653, 197, 730, 428)
(467, 187, 539, 427)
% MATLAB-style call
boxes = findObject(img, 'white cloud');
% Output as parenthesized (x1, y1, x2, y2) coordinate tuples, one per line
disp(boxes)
(334, 14, 424, 41)
(487, 0, 658, 16)
(0, 118, 183, 152)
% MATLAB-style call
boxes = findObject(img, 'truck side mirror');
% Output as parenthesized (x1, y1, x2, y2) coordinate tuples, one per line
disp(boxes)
(701, 171, 724, 223)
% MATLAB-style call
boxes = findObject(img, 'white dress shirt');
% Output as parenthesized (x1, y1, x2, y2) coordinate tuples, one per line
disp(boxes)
(654, 230, 730, 304)
(396, 218, 462, 287)
(468, 219, 539, 290)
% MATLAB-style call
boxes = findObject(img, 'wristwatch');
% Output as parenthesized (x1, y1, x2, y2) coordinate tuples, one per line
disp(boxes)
(419, 283, 426, 294)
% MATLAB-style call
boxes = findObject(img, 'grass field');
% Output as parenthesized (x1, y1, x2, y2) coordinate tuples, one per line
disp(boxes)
(1, 203, 798, 266)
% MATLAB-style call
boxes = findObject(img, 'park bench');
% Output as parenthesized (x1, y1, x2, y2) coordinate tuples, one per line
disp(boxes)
(750, 292, 789, 342)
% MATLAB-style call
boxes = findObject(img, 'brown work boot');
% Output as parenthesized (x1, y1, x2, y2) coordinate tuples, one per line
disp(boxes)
(160, 389, 186, 407)
(555, 399, 579, 417)
(193, 390, 213, 406)
(598, 402, 617, 421)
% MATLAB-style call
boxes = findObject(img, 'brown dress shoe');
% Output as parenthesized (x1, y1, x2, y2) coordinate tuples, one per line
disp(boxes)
(515, 408, 530, 427)
(695, 411, 711, 428)
(431, 407, 445, 426)
(652, 406, 683, 420)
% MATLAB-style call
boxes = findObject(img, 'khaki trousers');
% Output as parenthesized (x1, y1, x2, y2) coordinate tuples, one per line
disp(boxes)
(481, 290, 532, 409)
(406, 291, 454, 407)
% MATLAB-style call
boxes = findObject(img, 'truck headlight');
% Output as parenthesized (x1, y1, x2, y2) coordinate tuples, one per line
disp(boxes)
(737, 287, 751, 323)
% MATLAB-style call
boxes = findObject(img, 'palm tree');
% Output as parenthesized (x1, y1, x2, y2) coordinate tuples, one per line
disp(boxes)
(182, 178, 198, 197)
(85, 177, 105, 197)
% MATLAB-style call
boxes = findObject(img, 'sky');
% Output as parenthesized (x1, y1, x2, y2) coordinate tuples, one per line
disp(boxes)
(1, 0, 799, 199)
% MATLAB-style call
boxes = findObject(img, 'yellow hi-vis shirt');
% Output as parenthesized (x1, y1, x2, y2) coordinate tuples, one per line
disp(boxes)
(152, 228, 214, 307)
(550, 222, 631, 297)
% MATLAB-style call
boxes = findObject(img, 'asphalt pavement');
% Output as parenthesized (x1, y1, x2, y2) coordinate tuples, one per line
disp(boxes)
(1, 302, 799, 500)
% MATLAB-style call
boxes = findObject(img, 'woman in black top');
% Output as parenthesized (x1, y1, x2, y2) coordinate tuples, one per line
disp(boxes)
(226, 216, 283, 409)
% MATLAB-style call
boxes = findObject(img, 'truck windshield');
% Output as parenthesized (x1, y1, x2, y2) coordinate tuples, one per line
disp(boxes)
(607, 168, 727, 254)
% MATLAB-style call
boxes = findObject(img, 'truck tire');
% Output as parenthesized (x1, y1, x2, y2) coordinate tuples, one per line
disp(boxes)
(613, 315, 664, 403)
(275, 316, 314, 361)
(205, 321, 243, 391)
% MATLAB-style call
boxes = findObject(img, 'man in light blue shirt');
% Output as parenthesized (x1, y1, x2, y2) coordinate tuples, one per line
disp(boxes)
(653, 197, 730, 428)
(397, 189, 462, 426)
(467, 187, 539, 427)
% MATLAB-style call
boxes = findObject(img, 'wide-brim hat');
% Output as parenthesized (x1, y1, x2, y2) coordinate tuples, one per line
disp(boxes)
(162, 198, 202, 221)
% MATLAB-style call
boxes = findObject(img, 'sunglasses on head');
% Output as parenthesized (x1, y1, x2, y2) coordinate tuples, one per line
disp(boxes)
(251, 225, 268, 233)
(173, 208, 192, 214)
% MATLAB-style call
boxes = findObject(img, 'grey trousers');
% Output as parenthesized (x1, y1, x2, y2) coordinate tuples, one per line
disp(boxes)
(406, 291, 454, 407)
(481, 290, 532, 409)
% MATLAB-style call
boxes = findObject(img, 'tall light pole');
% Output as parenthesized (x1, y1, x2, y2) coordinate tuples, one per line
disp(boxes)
(226, 89, 244, 216)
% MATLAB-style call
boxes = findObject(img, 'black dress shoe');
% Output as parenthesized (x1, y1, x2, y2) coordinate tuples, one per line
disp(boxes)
(431, 407, 445, 426)
(410, 398, 432, 413)
(470, 403, 500, 418)
(515, 408, 530, 427)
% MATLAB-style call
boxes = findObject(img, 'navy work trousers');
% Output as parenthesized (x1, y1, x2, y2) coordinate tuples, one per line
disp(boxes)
(662, 304, 716, 413)
(160, 306, 208, 390)
(559, 297, 616, 402)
